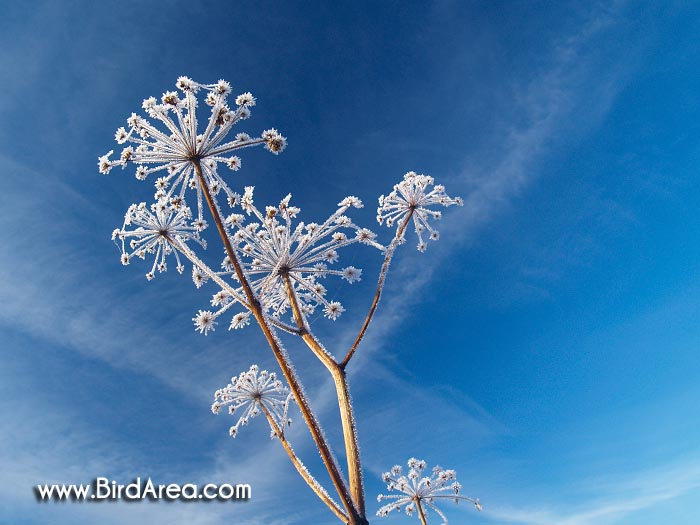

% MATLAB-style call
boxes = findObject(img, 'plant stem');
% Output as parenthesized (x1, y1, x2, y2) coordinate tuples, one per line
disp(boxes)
(416, 499, 428, 525)
(192, 160, 360, 523)
(283, 274, 367, 520)
(340, 212, 413, 368)
(260, 403, 349, 523)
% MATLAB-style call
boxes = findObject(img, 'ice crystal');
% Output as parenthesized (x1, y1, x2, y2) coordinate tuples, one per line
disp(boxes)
(377, 171, 463, 251)
(112, 202, 205, 280)
(212, 365, 293, 438)
(98, 76, 286, 222)
(377, 458, 481, 524)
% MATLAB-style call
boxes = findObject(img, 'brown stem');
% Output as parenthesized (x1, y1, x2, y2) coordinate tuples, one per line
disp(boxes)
(192, 160, 359, 523)
(282, 274, 366, 519)
(259, 403, 349, 523)
(340, 212, 413, 368)
(416, 498, 428, 525)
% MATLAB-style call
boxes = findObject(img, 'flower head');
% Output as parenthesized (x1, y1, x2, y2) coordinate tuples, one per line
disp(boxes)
(229, 311, 252, 330)
(193, 309, 216, 335)
(113, 202, 205, 280)
(262, 128, 286, 154)
(377, 458, 480, 524)
(377, 171, 463, 251)
(98, 76, 285, 223)
(220, 190, 382, 321)
(212, 365, 293, 438)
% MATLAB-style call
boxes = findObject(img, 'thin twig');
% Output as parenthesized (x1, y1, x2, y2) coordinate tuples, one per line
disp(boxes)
(340, 212, 413, 368)
(259, 403, 349, 523)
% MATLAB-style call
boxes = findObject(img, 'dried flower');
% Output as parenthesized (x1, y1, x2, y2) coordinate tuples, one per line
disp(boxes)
(220, 190, 382, 320)
(98, 76, 285, 223)
(229, 311, 252, 330)
(193, 309, 216, 335)
(377, 171, 463, 251)
(377, 458, 480, 524)
(113, 202, 205, 280)
(212, 365, 292, 438)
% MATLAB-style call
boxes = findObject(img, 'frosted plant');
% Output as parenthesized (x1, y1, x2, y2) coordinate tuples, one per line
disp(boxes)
(98, 76, 286, 223)
(212, 365, 293, 438)
(212, 365, 349, 521)
(102, 76, 479, 525)
(377, 171, 463, 252)
(112, 202, 205, 280)
(214, 190, 383, 323)
(377, 459, 481, 525)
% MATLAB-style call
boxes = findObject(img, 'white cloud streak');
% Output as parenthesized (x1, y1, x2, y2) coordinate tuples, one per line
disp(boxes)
(484, 457, 700, 525)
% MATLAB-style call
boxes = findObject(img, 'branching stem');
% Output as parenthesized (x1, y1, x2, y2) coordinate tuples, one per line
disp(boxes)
(283, 274, 367, 519)
(193, 160, 360, 524)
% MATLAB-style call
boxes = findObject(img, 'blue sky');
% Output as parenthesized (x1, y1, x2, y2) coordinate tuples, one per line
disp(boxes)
(1, 1, 699, 524)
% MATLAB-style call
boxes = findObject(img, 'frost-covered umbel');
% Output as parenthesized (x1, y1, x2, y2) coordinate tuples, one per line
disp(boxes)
(377, 458, 481, 524)
(98, 76, 286, 222)
(212, 365, 293, 438)
(112, 202, 205, 280)
(377, 171, 463, 252)
(212, 189, 383, 322)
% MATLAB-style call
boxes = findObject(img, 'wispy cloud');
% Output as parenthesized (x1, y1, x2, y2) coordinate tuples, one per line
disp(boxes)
(0, 383, 334, 525)
(0, 153, 275, 401)
(302, 4, 666, 522)
(484, 456, 700, 525)
(338, 0, 633, 387)
(445, 5, 630, 242)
